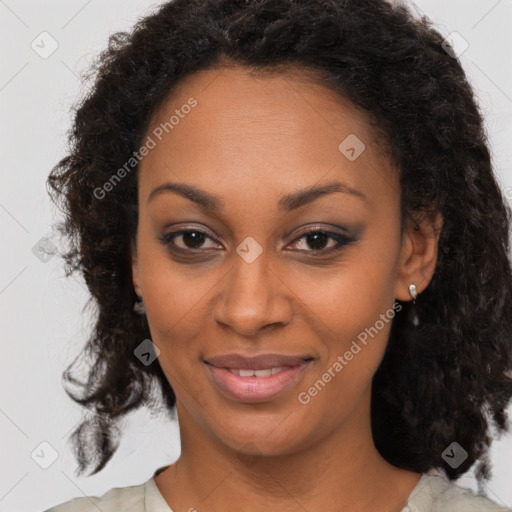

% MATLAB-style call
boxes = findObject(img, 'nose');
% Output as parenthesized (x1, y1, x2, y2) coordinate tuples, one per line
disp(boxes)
(212, 250, 293, 337)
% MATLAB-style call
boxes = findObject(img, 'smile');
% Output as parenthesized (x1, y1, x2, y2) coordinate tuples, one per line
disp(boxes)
(227, 367, 287, 377)
(204, 358, 313, 403)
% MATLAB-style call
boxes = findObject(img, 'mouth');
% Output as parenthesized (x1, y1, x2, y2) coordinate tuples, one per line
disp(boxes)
(203, 353, 314, 403)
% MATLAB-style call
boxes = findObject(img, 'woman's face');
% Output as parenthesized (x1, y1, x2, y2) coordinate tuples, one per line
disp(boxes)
(132, 65, 434, 458)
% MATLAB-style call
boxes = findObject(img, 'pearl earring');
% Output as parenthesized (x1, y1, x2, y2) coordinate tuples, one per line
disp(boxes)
(409, 283, 418, 302)
(409, 283, 419, 326)
(133, 296, 146, 315)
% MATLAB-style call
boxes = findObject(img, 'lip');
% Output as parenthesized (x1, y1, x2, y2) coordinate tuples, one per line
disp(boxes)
(204, 353, 314, 403)
(204, 353, 313, 370)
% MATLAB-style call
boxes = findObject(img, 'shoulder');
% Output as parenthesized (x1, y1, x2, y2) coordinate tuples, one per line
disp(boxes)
(405, 474, 511, 512)
(44, 479, 146, 512)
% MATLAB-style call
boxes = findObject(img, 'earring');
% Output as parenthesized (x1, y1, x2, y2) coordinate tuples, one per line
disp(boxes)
(408, 283, 419, 326)
(409, 283, 418, 303)
(133, 296, 146, 315)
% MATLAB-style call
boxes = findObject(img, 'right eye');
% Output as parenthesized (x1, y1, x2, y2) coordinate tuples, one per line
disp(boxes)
(158, 229, 223, 252)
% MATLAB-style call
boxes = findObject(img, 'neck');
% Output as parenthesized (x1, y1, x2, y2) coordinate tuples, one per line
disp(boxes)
(155, 386, 421, 512)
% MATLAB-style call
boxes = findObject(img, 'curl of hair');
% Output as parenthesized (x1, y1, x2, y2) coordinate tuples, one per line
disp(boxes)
(47, 0, 512, 484)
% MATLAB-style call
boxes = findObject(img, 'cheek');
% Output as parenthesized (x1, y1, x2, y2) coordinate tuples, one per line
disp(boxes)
(136, 217, 205, 309)
(135, 228, 213, 361)
(302, 239, 398, 336)
(298, 233, 400, 396)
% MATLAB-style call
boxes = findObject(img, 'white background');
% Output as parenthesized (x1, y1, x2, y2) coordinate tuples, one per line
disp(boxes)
(1, 1, 511, 510)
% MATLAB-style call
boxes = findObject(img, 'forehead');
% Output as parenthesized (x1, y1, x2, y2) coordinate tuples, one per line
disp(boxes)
(146, 64, 377, 144)
(138, 65, 398, 209)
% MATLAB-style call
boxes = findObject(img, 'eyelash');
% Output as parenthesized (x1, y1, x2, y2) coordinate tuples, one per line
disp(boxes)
(158, 227, 355, 256)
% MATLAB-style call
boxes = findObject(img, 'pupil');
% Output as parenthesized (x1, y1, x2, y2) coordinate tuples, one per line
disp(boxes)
(183, 231, 205, 248)
(307, 232, 328, 250)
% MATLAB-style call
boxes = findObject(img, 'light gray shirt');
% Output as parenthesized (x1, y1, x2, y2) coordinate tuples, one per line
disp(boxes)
(45, 471, 511, 511)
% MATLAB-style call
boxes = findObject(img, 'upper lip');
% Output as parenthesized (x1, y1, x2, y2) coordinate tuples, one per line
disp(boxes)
(204, 353, 314, 370)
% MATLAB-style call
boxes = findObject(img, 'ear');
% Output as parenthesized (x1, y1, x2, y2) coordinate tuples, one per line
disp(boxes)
(131, 239, 143, 297)
(394, 210, 443, 301)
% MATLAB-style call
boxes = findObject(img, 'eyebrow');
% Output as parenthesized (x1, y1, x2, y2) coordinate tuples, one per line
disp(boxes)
(147, 180, 366, 212)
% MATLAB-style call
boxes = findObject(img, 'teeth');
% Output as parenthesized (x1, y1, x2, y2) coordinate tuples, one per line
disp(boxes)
(228, 366, 286, 377)
(254, 369, 272, 377)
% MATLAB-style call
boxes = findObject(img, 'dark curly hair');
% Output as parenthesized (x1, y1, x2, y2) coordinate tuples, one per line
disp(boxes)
(47, 0, 512, 487)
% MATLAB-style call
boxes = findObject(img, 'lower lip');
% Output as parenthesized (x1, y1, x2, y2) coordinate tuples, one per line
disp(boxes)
(205, 362, 311, 403)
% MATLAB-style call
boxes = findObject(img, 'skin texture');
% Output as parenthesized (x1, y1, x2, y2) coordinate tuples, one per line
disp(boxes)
(131, 65, 442, 512)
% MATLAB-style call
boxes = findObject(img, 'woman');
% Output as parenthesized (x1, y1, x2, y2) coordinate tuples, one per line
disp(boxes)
(45, 0, 512, 510)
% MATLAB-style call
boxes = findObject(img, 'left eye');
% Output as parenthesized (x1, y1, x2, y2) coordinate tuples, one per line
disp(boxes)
(287, 229, 353, 252)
